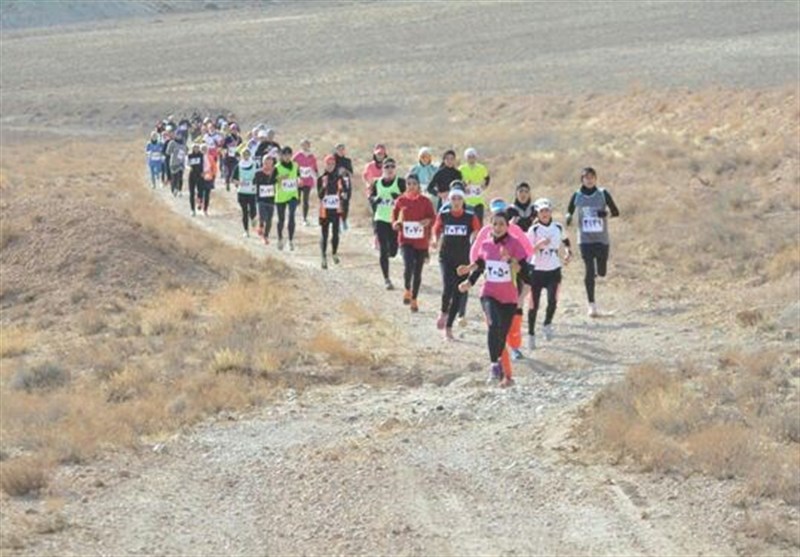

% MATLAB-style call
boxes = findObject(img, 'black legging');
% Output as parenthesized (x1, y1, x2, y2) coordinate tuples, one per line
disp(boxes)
(580, 243, 609, 303)
(340, 198, 350, 227)
(224, 158, 237, 190)
(276, 198, 298, 241)
(320, 212, 340, 256)
(258, 201, 274, 238)
(481, 297, 517, 363)
(170, 169, 183, 195)
(375, 221, 398, 280)
(188, 172, 203, 212)
(401, 245, 426, 298)
(198, 180, 212, 212)
(439, 259, 466, 328)
(300, 187, 312, 221)
(529, 268, 561, 335)
(238, 194, 256, 232)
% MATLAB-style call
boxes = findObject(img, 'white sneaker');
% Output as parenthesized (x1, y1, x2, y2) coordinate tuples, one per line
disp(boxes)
(528, 335, 536, 350)
(588, 303, 598, 317)
(289, 241, 295, 251)
(242, 231, 249, 238)
(278, 239, 285, 251)
(510, 348, 524, 361)
(543, 324, 553, 341)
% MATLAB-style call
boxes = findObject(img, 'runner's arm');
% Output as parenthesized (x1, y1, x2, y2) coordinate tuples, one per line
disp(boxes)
(603, 190, 620, 217)
(565, 193, 578, 226)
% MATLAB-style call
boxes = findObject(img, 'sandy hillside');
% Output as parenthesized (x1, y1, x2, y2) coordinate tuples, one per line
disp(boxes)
(0, 2, 799, 556)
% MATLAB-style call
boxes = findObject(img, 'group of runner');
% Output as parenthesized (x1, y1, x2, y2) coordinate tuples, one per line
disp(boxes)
(146, 115, 620, 387)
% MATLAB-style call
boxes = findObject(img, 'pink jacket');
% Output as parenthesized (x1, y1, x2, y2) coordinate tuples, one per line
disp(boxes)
(293, 152, 318, 189)
(473, 233, 528, 305)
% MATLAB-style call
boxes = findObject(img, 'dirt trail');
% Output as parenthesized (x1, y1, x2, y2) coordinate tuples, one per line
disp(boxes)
(12, 181, 749, 556)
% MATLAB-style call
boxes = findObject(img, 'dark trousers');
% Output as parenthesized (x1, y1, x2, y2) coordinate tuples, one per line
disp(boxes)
(258, 201, 275, 238)
(529, 268, 561, 334)
(580, 243, 609, 303)
(481, 297, 517, 363)
(439, 259, 466, 328)
(238, 194, 257, 232)
(401, 245, 427, 298)
(276, 198, 298, 241)
(320, 212, 340, 256)
(375, 220, 398, 280)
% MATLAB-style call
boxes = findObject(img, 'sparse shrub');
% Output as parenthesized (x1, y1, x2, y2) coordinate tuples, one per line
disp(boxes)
(735, 309, 763, 327)
(140, 289, 196, 336)
(0, 457, 49, 496)
(10, 362, 70, 392)
(0, 326, 36, 358)
(308, 331, 372, 367)
(78, 309, 106, 335)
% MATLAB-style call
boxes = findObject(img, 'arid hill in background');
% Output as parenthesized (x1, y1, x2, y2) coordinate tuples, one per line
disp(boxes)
(1, 2, 798, 556)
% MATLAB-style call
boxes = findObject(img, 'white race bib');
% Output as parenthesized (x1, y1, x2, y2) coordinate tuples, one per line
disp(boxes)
(300, 166, 314, 178)
(323, 195, 340, 210)
(485, 260, 512, 283)
(581, 211, 603, 233)
(402, 221, 425, 239)
(259, 184, 275, 197)
(227, 148, 238, 157)
(467, 184, 483, 197)
(239, 181, 256, 195)
(379, 198, 394, 207)
(444, 224, 468, 236)
(149, 151, 163, 161)
(281, 179, 297, 192)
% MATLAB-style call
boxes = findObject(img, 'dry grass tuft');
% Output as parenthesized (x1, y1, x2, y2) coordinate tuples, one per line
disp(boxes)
(584, 352, 799, 506)
(308, 331, 372, 367)
(0, 326, 36, 359)
(211, 348, 252, 376)
(0, 456, 50, 497)
(735, 309, 763, 328)
(140, 289, 196, 336)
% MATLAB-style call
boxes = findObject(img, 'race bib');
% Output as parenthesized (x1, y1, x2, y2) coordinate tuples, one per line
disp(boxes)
(467, 184, 483, 197)
(443, 224, 468, 236)
(259, 184, 275, 197)
(149, 151, 163, 161)
(323, 195, 340, 210)
(485, 260, 512, 283)
(281, 179, 297, 192)
(581, 210, 603, 233)
(300, 166, 314, 178)
(379, 198, 394, 207)
(403, 221, 424, 239)
(227, 148, 238, 158)
(239, 181, 256, 195)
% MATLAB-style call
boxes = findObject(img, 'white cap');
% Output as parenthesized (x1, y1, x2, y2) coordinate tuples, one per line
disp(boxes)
(464, 147, 478, 159)
(534, 198, 552, 211)
(418, 146, 432, 158)
(448, 188, 466, 200)
(257, 130, 268, 139)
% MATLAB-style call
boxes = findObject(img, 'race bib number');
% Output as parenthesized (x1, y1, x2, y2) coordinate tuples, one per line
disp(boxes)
(300, 166, 314, 178)
(281, 179, 297, 192)
(485, 260, 512, 283)
(403, 221, 424, 239)
(379, 198, 394, 207)
(323, 195, 340, 210)
(581, 211, 603, 233)
(149, 151, 163, 161)
(444, 224, 468, 236)
(227, 148, 238, 157)
(467, 184, 483, 197)
(259, 184, 275, 197)
(239, 181, 256, 195)
(175, 151, 186, 164)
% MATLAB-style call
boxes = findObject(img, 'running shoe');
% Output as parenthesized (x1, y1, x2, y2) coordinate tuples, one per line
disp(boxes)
(263, 237, 270, 246)
(410, 299, 419, 313)
(543, 324, 554, 341)
(499, 376, 515, 388)
(403, 290, 412, 305)
(289, 241, 295, 251)
(458, 316, 468, 328)
(510, 348, 524, 361)
(278, 239, 285, 251)
(321, 256, 328, 269)
(528, 334, 536, 351)
(487, 362, 503, 384)
(385, 279, 394, 291)
(332, 254, 340, 265)
(242, 231, 249, 238)
(588, 303, 598, 318)
(191, 210, 196, 217)
(303, 219, 309, 227)
(436, 313, 446, 330)
(444, 328, 455, 341)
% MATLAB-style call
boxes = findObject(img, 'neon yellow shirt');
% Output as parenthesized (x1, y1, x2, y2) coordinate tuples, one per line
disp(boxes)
(459, 163, 489, 206)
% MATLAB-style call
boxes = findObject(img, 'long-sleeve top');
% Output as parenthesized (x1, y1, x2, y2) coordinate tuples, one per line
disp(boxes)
(392, 193, 436, 250)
